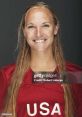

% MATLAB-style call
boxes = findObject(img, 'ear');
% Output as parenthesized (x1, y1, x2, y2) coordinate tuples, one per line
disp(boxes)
(54, 24, 59, 35)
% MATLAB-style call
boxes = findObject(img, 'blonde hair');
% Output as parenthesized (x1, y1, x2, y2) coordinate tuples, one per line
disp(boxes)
(3, 2, 74, 117)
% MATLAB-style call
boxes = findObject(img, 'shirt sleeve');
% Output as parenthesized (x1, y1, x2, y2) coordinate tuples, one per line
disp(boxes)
(0, 64, 15, 113)
(66, 62, 82, 117)
(71, 84, 82, 117)
(0, 69, 8, 111)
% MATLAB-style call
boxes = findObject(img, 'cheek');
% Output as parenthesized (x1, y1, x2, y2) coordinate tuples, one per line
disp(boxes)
(48, 30, 55, 42)
(25, 31, 34, 45)
(47, 30, 55, 38)
(47, 27, 55, 36)
(24, 30, 34, 40)
(24, 27, 34, 37)
(26, 38, 33, 48)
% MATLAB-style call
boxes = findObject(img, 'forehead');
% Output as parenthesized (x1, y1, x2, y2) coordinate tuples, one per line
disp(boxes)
(25, 6, 54, 22)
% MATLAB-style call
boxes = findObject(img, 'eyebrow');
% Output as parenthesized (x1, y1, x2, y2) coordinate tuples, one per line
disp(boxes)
(42, 22, 51, 24)
(25, 22, 51, 26)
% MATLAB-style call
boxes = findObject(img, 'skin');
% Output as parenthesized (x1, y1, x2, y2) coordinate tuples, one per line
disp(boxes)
(23, 6, 59, 71)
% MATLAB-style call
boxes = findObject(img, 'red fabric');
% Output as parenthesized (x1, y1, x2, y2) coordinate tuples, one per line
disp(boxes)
(0, 62, 82, 117)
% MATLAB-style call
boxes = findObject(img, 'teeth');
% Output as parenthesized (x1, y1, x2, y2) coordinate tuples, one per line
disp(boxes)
(36, 40, 44, 43)
(34, 39, 46, 43)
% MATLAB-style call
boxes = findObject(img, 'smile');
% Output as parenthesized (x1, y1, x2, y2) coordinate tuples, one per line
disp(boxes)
(33, 39, 47, 43)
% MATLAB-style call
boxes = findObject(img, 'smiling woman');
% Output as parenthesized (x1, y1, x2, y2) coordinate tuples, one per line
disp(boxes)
(0, 1, 82, 117)
(23, 5, 58, 70)
(23, 6, 58, 52)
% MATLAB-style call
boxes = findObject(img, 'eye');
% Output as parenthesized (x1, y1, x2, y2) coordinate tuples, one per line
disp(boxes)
(27, 25, 35, 29)
(42, 24, 50, 28)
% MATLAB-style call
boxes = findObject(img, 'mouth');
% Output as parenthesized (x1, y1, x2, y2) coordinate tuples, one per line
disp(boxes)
(33, 39, 47, 43)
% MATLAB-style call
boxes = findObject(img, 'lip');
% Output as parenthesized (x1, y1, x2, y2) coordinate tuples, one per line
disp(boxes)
(33, 39, 47, 43)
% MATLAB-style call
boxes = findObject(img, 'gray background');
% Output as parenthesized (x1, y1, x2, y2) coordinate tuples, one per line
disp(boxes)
(0, 0, 82, 67)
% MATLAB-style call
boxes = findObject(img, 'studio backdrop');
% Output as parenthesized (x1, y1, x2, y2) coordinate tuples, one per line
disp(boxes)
(0, 0, 82, 67)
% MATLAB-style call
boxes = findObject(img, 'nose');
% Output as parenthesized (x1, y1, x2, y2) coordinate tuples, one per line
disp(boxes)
(36, 27, 42, 38)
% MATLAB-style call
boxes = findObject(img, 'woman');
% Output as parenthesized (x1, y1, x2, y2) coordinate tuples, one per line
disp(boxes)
(0, 1, 82, 117)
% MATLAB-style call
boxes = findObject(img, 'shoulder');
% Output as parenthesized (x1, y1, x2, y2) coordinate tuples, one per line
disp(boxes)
(0, 64, 15, 110)
(0, 64, 15, 72)
(0, 64, 15, 85)
(65, 61, 82, 71)
(64, 61, 82, 83)
(65, 62, 82, 116)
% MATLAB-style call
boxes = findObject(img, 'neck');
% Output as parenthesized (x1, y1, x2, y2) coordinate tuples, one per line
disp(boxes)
(30, 49, 56, 72)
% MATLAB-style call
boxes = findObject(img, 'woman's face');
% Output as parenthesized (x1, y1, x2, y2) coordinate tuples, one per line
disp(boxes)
(23, 6, 58, 52)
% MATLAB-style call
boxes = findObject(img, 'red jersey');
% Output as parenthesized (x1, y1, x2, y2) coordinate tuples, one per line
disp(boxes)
(0, 62, 82, 117)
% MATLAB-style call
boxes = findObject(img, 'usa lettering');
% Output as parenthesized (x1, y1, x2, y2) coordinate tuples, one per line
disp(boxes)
(27, 102, 61, 116)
